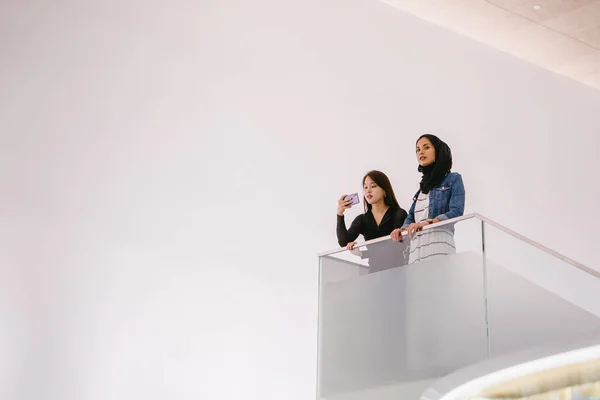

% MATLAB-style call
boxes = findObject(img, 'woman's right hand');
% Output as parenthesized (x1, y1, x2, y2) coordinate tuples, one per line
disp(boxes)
(405, 222, 426, 238)
(390, 228, 403, 242)
(337, 194, 353, 216)
(346, 241, 361, 256)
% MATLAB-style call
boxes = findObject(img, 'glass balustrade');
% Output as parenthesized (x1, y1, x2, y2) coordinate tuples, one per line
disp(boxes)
(317, 214, 600, 400)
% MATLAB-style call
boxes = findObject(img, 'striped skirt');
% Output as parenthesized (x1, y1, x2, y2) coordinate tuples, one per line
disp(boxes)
(408, 227, 456, 264)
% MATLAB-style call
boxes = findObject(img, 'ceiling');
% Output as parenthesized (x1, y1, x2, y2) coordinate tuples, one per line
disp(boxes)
(380, 0, 600, 91)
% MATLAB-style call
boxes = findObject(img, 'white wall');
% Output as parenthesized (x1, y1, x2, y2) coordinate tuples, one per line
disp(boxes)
(1, 0, 599, 399)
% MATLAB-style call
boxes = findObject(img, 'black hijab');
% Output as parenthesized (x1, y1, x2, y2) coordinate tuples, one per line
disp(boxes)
(417, 134, 453, 194)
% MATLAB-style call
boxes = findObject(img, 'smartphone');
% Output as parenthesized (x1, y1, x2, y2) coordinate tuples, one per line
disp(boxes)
(344, 193, 360, 206)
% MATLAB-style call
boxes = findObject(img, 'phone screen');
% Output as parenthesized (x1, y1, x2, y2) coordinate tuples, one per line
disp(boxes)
(344, 193, 359, 206)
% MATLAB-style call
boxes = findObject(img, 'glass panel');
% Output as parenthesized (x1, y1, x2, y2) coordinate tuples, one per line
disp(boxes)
(317, 217, 488, 399)
(483, 222, 600, 358)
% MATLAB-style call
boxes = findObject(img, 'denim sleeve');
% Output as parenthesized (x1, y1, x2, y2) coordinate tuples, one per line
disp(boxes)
(401, 200, 416, 229)
(436, 174, 465, 221)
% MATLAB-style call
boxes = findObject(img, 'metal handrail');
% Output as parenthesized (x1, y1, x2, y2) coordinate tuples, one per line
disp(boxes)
(318, 213, 600, 280)
(318, 213, 477, 257)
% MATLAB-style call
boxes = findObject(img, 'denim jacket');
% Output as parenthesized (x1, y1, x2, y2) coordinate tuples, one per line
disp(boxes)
(401, 172, 465, 229)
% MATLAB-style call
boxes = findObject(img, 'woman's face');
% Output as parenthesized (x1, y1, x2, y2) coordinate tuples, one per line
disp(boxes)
(363, 176, 385, 205)
(416, 137, 436, 167)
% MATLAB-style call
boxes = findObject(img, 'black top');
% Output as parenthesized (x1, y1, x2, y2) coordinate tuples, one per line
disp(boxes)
(336, 206, 408, 247)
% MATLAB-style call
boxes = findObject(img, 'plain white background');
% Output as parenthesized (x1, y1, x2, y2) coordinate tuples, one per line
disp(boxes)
(1, 0, 599, 399)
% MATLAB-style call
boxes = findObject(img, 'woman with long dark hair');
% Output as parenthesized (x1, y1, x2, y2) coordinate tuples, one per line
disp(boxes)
(391, 134, 465, 264)
(337, 170, 407, 250)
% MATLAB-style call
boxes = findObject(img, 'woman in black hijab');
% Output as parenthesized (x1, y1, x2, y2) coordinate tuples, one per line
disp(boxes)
(391, 134, 465, 264)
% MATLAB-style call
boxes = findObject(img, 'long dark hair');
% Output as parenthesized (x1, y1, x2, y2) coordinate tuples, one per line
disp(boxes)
(417, 134, 453, 194)
(362, 170, 401, 213)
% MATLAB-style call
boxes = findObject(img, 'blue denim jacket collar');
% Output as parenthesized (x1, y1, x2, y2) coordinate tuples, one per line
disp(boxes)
(411, 172, 453, 201)
(402, 171, 465, 228)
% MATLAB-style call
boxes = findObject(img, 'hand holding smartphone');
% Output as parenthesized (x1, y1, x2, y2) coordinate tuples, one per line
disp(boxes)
(338, 193, 359, 216)
(344, 193, 360, 206)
